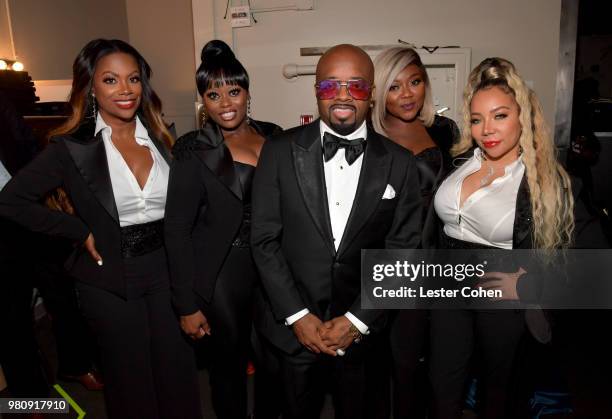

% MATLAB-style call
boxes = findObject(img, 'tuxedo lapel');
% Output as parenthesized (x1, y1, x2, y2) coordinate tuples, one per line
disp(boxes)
(292, 121, 335, 256)
(193, 124, 242, 200)
(0, 140, 13, 174)
(337, 130, 391, 256)
(64, 131, 119, 224)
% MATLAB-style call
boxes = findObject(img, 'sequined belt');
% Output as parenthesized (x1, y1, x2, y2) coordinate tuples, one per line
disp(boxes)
(120, 219, 164, 258)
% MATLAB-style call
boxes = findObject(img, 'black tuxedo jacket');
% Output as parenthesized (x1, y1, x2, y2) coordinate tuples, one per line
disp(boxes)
(164, 120, 282, 315)
(421, 154, 609, 341)
(0, 92, 39, 175)
(0, 92, 40, 261)
(251, 120, 422, 354)
(0, 118, 172, 298)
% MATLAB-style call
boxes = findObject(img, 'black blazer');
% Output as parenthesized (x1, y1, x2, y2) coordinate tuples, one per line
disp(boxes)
(426, 115, 459, 187)
(426, 115, 459, 152)
(415, 115, 460, 225)
(0, 92, 39, 175)
(421, 154, 608, 340)
(423, 114, 460, 180)
(0, 118, 172, 298)
(421, 152, 549, 302)
(164, 120, 282, 316)
(251, 120, 422, 354)
(0, 92, 40, 263)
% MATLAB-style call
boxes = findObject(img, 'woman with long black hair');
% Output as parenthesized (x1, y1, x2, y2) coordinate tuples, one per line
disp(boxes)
(0, 39, 200, 419)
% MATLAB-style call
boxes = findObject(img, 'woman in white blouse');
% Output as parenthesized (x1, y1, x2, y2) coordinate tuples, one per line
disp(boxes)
(423, 58, 574, 419)
(0, 39, 201, 418)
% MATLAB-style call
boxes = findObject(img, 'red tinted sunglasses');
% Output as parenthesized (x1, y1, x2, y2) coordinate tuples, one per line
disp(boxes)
(315, 79, 373, 101)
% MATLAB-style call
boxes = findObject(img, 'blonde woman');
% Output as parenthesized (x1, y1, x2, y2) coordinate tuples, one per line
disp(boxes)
(373, 46, 459, 224)
(423, 57, 574, 419)
(372, 46, 459, 419)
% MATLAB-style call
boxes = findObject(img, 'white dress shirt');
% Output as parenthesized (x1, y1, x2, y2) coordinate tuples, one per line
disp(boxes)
(434, 148, 525, 249)
(0, 160, 11, 191)
(96, 114, 169, 227)
(285, 121, 369, 335)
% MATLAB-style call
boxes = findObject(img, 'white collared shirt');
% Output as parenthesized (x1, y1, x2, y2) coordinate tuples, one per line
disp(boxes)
(285, 120, 369, 335)
(0, 160, 11, 191)
(434, 148, 525, 249)
(320, 120, 367, 250)
(96, 114, 169, 227)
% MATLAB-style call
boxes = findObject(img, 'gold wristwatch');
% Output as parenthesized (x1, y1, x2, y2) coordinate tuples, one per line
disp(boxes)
(348, 324, 363, 343)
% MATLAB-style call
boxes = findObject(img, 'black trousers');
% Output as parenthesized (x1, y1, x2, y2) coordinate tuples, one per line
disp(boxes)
(197, 246, 256, 419)
(0, 262, 48, 397)
(0, 226, 48, 398)
(76, 248, 201, 419)
(251, 319, 283, 419)
(275, 333, 389, 419)
(388, 309, 428, 419)
(429, 309, 525, 419)
(34, 242, 96, 377)
(553, 309, 612, 418)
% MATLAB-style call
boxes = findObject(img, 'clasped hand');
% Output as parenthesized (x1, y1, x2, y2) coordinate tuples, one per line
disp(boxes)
(292, 313, 356, 356)
(180, 310, 211, 340)
(477, 267, 527, 300)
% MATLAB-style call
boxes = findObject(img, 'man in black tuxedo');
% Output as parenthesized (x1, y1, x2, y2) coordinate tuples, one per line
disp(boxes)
(251, 44, 422, 419)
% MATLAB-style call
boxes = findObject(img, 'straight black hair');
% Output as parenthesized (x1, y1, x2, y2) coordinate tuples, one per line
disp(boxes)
(52, 38, 172, 147)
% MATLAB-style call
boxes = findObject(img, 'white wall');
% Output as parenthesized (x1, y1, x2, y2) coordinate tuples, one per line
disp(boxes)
(126, 0, 197, 136)
(7, 0, 129, 80)
(1, 0, 197, 136)
(0, 0, 13, 59)
(194, 0, 562, 129)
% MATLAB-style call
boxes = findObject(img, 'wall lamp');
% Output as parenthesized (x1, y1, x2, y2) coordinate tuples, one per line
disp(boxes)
(0, 58, 24, 71)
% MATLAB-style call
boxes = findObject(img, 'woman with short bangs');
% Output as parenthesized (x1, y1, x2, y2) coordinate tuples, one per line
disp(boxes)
(423, 57, 574, 419)
(372, 46, 459, 419)
(164, 40, 282, 419)
(0, 39, 201, 419)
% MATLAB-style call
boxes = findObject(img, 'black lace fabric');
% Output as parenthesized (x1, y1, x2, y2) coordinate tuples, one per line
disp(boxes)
(231, 162, 255, 248)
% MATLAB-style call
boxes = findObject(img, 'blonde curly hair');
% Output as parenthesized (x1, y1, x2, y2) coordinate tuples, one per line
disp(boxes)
(452, 57, 574, 249)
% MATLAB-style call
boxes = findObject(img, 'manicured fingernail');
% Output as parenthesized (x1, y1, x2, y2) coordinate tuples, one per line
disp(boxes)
(97, 260, 103, 266)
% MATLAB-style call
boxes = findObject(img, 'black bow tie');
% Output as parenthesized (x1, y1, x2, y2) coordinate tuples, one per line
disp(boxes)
(322, 132, 366, 165)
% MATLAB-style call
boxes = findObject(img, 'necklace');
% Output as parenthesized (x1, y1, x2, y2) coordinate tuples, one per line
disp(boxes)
(479, 161, 495, 187)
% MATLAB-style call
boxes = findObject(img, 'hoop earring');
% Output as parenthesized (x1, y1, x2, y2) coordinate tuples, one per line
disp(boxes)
(247, 98, 252, 123)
